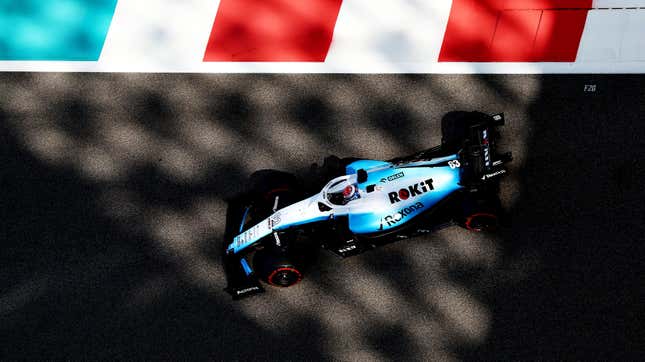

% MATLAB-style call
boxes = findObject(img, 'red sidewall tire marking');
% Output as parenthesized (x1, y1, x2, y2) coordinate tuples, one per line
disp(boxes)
(267, 267, 303, 287)
(465, 212, 498, 232)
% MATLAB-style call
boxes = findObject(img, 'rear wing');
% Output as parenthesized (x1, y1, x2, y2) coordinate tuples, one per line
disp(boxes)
(460, 113, 512, 187)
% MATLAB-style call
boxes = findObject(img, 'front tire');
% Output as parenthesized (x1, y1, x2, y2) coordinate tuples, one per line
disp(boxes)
(239, 169, 302, 231)
(253, 249, 303, 287)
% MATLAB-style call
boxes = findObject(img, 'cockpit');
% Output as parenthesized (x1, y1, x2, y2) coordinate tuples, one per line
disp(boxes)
(322, 176, 361, 206)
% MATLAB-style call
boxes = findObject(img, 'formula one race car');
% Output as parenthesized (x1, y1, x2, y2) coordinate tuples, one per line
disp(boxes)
(224, 111, 512, 299)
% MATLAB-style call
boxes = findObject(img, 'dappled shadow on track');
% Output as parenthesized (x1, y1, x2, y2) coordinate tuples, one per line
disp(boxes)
(1, 73, 643, 360)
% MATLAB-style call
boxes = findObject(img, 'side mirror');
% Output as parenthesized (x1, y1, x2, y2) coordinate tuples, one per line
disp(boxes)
(357, 169, 368, 183)
(492, 113, 504, 126)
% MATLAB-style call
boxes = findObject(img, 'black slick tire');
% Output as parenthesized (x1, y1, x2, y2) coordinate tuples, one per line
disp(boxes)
(253, 249, 303, 287)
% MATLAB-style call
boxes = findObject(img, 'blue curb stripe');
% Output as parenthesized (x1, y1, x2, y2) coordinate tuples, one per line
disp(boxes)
(0, 0, 118, 60)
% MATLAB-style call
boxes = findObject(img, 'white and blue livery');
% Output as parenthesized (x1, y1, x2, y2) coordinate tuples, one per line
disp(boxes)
(224, 112, 511, 299)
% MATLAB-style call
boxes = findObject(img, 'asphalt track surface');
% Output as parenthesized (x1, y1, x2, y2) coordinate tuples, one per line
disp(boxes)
(1, 74, 644, 360)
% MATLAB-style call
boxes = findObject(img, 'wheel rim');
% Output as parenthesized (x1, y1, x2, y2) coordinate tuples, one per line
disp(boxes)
(466, 213, 498, 232)
(268, 267, 302, 287)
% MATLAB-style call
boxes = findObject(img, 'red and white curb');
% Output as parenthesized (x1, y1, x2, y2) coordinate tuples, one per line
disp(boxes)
(1, 0, 644, 73)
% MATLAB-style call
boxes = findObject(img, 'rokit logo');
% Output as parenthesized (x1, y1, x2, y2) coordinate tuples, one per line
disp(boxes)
(379, 201, 424, 229)
(388, 179, 434, 204)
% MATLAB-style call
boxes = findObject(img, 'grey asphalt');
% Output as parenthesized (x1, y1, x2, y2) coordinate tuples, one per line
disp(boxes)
(1, 74, 644, 360)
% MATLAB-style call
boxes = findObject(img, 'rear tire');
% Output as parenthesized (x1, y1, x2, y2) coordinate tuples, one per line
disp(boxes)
(464, 213, 499, 232)
(461, 195, 500, 232)
(253, 249, 303, 287)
